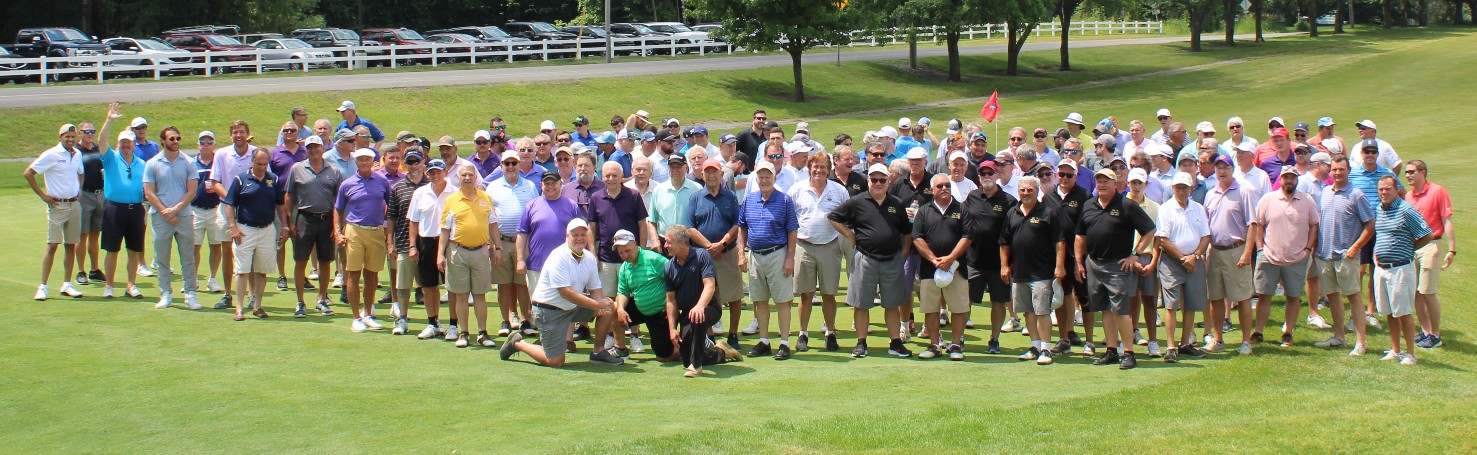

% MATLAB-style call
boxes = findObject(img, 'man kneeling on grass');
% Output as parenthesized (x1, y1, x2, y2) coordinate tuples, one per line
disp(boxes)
(501, 219, 625, 367)
(661, 225, 744, 378)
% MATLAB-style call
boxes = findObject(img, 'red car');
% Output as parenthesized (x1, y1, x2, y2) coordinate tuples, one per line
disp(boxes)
(161, 32, 256, 73)
(361, 28, 432, 64)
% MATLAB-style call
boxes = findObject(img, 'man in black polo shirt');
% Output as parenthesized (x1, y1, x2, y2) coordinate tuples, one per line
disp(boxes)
(829, 163, 914, 358)
(661, 225, 743, 378)
(735, 110, 768, 170)
(1001, 176, 1067, 365)
(1076, 167, 1157, 369)
(889, 147, 933, 337)
(913, 175, 973, 360)
(1045, 158, 1094, 355)
(76, 120, 106, 285)
(963, 160, 1016, 354)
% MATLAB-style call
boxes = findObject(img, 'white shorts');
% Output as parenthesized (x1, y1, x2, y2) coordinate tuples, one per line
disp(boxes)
(233, 224, 276, 274)
(1373, 262, 1415, 318)
(192, 205, 228, 245)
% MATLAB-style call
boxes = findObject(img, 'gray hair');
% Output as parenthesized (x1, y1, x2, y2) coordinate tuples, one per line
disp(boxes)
(1018, 176, 1041, 191)
(664, 224, 691, 245)
(1064, 138, 1083, 150)
(888, 160, 910, 179)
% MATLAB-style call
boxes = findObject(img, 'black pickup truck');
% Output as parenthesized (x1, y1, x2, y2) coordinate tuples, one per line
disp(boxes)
(12, 27, 109, 81)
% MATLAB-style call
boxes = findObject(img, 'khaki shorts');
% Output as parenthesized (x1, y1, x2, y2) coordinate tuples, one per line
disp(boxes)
(1315, 256, 1362, 297)
(344, 224, 387, 273)
(47, 200, 81, 245)
(748, 247, 794, 303)
(599, 261, 622, 298)
(191, 205, 228, 245)
(233, 224, 276, 274)
(1414, 243, 1442, 294)
(394, 252, 416, 290)
(491, 236, 524, 285)
(1207, 247, 1253, 302)
(714, 248, 744, 304)
(1012, 279, 1059, 315)
(920, 277, 970, 314)
(446, 244, 492, 295)
(794, 239, 842, 295)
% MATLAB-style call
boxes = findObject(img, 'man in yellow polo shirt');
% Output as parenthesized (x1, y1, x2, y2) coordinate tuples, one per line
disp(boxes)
(438, 165, 502, 348)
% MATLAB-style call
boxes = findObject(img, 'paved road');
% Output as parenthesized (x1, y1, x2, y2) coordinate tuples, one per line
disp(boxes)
(0, 35, 1288, 108)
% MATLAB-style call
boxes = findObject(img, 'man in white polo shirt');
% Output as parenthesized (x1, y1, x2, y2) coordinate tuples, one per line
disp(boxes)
(26, 122, 88, 300)
(501, 219, 624, 367)
(1156, 173, 1211, 363)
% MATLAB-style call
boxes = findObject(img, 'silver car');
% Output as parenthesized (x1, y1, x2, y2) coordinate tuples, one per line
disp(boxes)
(102, 37, 193, 76)
(252, 38, 335, 70)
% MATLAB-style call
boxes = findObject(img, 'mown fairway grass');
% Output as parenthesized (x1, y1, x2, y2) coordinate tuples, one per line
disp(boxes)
(1, 26, 1473, 453)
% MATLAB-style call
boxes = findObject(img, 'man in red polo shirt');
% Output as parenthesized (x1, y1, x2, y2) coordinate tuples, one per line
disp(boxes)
(1403, 160, 1454, 349)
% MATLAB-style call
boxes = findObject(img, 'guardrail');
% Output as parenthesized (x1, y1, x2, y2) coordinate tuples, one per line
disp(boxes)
(3, 21, 1161, 85)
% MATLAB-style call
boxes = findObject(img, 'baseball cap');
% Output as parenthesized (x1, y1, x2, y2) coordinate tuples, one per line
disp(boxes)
(566, 218, 589, 234)
(1356, 119, 1377, 130)
(1293, 121, 1310, 132)
(378, 144, 398, 156)
(1094, 134, 1117, 149)
(980, 160, 999, 173)
(1055, 128, 1071, 139)
(303, 135, 324, 147)
(129, 117, 148, 128)
(1234, 142, 1254, 153)
(635, 109, 650, 122)
(1172, 172, 1196, 187)
(540, 172, 562, 182)
(437, 135, 457, 147)
(701, 158, 722, 170)
(1063, 112, 1085, 126)
(1177, 151, 1198, 164)
(948, 151, 968, 163)
(404, 150, 424, 163)
(719, 133, 738, 144)
(1268, 116, 1285, 127)
(333, 128, 356, 144)
(655, 130, 677, 142)
(474, 130, 492, 141)
(612, 229, 637, 246)
(918, 117, 932, 127)
(1094, 168, 1118, 180)
(1196, 121, 1216, 134)
(732, 152, 750, 167)
(898, 117, 912, 129)
(1361, 138, 1379, 150)
(1127, 168, 1149, 183)
(764, 120, 779, 130)
(680, 126, 693, 138)
(933, 260, 957, 288)
(906, 147, 928, 160)
(996, 150, 1016, 161)
(1214, 155, 1234, 167)
(754, 161, 776, 175)
(1279, 165, 1299, 177)
(1108, 155, 1126, 166)
(641, 131, 657, 142)
(117, 130, 136, 142)
(971, 132, 988, 143)
(58, 123, 76, 136)
(689, 126, 708, 137)
(336, 100, 356, 112)
(397, 131, 417, 143)
(946, 118, 962, 135)
(1270, 127, 1290, 138)
(573, 115, 589, 126)
(1056, 158, 1077, 172)
(668, 154, 687, 167)
(595, 131, 617, 144)
(792, 141, 814, 155)
(795, 122, 810, 133)
(1094, 118, 1115, 135)
(198, 130, 215, 140)
(426, 158, 446, 171)
(1155, 143, 1176, 158)
(878, 126, 899, 140)
(663, 118, 680, 128)
(501, 150, 519, 162)
(540, 120, 556, 131)
(1156, 108, 1172, 118)
(867, 163, 889, 176)
(352, 148, 376, 160)
(1317, 117, 1335, 127)
(1310, 152, 1332, 164)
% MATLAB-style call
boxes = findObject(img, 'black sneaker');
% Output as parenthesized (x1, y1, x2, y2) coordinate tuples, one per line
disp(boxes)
(572, 324, 591, 341)
(774, 344, 792, 360)
(1164, 348, 1179, 363)
(338, 290, 348, 304)
(214, 295, 232, 310)
(1179, 344, 1206, 357)
(1251, 332, 1265, 344)
(747, 341, 772, 357)
(293, 302, 307, 318)
(1093, 349, 1121, 366)
(589, 349, 625, 365)
(1069, 331, 1083, 347)
(887, 339, 913, 358)
(316, 298, 335, 315)
(728, 334, 742, 352)
(986, 338, 1001, 354)
(1050, 340, 1072, 354)
(377, 291, 393, 304)
(500, 332, 523, 360)
(303, 280, 316, 291)
(796, 334, 810, 352)
(520, 320, 537, 336)
(277, 276, 289, 291)
(1280, 332, 1294, 347)
(825, 333, 840, 351)
(614, 347, 631, 359)
(1119, 351, 1138, 370)
(850, 340, 868, 358)
(89, 269, 106, 283)
(497, 320, 512, 337)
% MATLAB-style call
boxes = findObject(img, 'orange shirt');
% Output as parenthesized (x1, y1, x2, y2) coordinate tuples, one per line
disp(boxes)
(1405, 182, 1451, 238)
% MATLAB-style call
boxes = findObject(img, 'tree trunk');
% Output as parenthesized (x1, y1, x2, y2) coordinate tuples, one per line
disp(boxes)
(1384, 0, 1394, 28)
(1225, 0, 1237, 45)
(1006, 26, 1033, 75)
(1255, 0, 1266, 42)
(909, 35, 918, 70)
(1190, 21, 1202, 52)
(790, 47, 806, 101)
(1419, 0, 1428, 25)
(1335, 0, 1346, 32)
(1309, 0, 1320, 36)
(1059, 8, 1072, 71)
(947, 32, 961, 81)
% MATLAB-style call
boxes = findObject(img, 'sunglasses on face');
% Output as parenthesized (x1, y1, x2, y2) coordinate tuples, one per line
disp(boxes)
(282, 129, 297, 134)
(1009, 137, 1024, 142)
(502, 161, 518, 166)
(358, 135, 370, 139)
(82, 129, 97, 134)
(1059, 172, 1075, 178)
(405, 159, 422, 166)
(980, 171, 996, 177)
(557, 157, 571, 162)
(768, 154, 784, 159)
(1110, 164, 1128, 170)
(1158, 116, 1169, 121)
(934, 184, 951, 189)
(1295, 149, 1309, 155)
(997, 160, 1014, 166)
(1404, 169, 1419, 174)
(474, 140, 490, 145)
(1064, 149, 1080, 155)
(1229, 125, 1242, 129)
(493, 125, 506, 130)
(1034, 134, 1047, 139)
(519, 148, 534, 153)
(535, 141, 549, 146)
(1363, 149, 1378, 155)
(165, 137, 181, 142)
(869, 153, 885, 158)
(557, 138, 571, 143)
(869, 178, 887, 184)
(755, 117, 766, 121)
(199, 140, 215, 145)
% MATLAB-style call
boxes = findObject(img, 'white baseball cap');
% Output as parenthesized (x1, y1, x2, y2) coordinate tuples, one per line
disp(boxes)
(1155, 108, 1172, 118)
(1195, 121, 1216, 134)
(1172, 172, 1196, 187)
(117, 130, 136, 142)
(867, 163, 889, 176)
(540, 120, 556, 131)
(1356, 119, 1378, 130)
(566, 218, 589, 234)
(129, 117, 148, 128)
(474, 130, 491, 141)
(795, 121, 811, 133)
(352, 148, 376, 159)
(612, 229, 637, 246)
(198, 130, 215, 140)
(1127, 168, 1149, 183)
(898, 117, 912, 129)
(877, 126, 899, 140)
(337, 100, 356, 112)
(58, 123, 76, 136)
(948, 151, 968, 162)
(946, 118, 962, 135)
(303, 135, 324, 147)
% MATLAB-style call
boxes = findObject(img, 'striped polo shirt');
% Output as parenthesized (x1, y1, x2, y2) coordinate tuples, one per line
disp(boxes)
(1373, 198, 1432, 265)
(1348, 164, 1400, 214)
(1316, 184, 1375, 260)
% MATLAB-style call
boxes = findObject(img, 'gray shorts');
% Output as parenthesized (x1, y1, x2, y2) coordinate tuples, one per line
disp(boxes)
(1012, 279, 1058, 315)
(533, 304, 595, 360)
(847, 250, 907, 310)
(1158, 258, 1207, 311)
(1254, 253, 1309, 298)
(80, 191, 105, 233)
(1133, 253, 1157, 295)
(1085, 257, 1135, 316)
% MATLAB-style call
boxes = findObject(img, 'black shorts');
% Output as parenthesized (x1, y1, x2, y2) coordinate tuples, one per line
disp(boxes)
(1359, 232, 1377, 265)
(1061, 257, 1089, 300)
(292, 212, 336, 262)
(624, 300, 673, 358)
(415, 236, 443, 288)
(101, 201, 146, 253)
(966, 261, 1010, 304)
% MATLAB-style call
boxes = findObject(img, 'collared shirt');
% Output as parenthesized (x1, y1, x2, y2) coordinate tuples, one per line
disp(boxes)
(1219, 135, 1259, 159)
(618, 248, 670, 315)
(888, 172, 935, 209)
(223, 171, 283, 227)
(406, 183, 456, 238)
(468, 152, 501, 178)
(625, 180, 656, 216)
(79, 143, 104, 192)
(604, 148, 634, 178)
(336, 116, 385, 143)
(530, 243, 600, 310)
(772, 166, 803, 194)
(963, 187, 1017, 266)
(487, 175, 538, 236)
(1253, 190, 1319, 265)
(562, 179, 606, 221)
(518, 196, 581, 272)
(192, 154, 221, 209)
(650, 177, 703, 232)
(1128, 195, 1159, 253)
(481, 164, 543, 186)
(29, 143, 83, 199)
(275, 123, 313, 146)
(133, 139, 160, 162)
(1368, 137, 1401, 170)
(335, 172, 392, 227)
(664, 247, 716, 311)
(828, 193, 911, 257)
(533, 156, 557, 173)
(440, 188, 497, 248)
(442, 158, 482, 190)
(1349, 164, 1401, 214)
(647, 152, 671, 183)
(831, 170, 868, 196)
(1257, 151, 1295, 186)
(913, 199, 971, 277)
(1077, 193, 1155, 263)
(1204, 178, 1259, 247)
(1002, 202, 1066, 282)
(1374, 198, 1432, 265)
(142, 152, 197, 214)
(735, 130, 765, 170)
(572, 130, 598, 148)
(589, 186, 648, 263)
(101, 148, 146, 204)
(321, 149, 355, 178)
(285, 160, 344, 214)
(1297, 172, 1326, 207)
(1317, 183, 1375, 260)
(375, 169, 405, 188)
(739, 188, 799, 250)
(387, 175, 429, 251)
(689, 187, 740, 251)
(1156, 197, 1210, 255)
(210, 145, 257, 185)
(1406, 182, 1451, 239)
(787, 180, 848, 245)
(269, 145, 307, 184)
(949, 177, 978, 203)
(1043, 184, 1090, 256)
(1233, 166, 1271, 200)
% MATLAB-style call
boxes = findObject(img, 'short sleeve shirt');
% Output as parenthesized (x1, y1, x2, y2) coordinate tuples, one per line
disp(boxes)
(406, 183, 456, 238)
(1002, 202, 1066, 282)
(1405, 183, 1452, 239)
(440, 189, 496, 248)
(487, 175, 539, 236)
(1077, 193, 1156, 263)
(664, 247, 717, 311)
(1317, 184, 1375, 260)
(1373, 198, 1432, 265)
(1204, 178, 1259, 247)
(618, 248, 671, 315)
(1253, 190, 1319, 265)
(689, 187, 741, 251)
(210, 145, 257, 185)
(334, 172, 392, 227)
(530, 244, 600, 310)
(787, 180, 849, 245)
(650, 178, 703, 232)
(963, 188, 1017, 266)
(285, 161, 344, 214)
(738, 189, 799, 251)
(29, 143, 83, 199)
(101, 148, 146, 204)
(827, 193, 911, 258)
(589, 186, 648, 263)
(519, 196, 581, 272)
(912, 199, 971, 277)
(1155, 198, 1210, 255)
(142, 152, 198, 213)
(223, 171, 283, 227)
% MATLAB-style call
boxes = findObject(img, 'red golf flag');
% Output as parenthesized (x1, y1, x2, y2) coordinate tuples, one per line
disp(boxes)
(980, 90, 1000, 123)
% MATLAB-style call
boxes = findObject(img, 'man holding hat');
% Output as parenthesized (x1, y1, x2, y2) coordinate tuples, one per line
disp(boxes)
(223, 149, 287, 320)
(438, 164, 502, 348)
(143, 125, 200, 310)
(27, 120, 88, 300)
(335, 100, 384, 148)
(1155, 172, 1212, 362)
(285, 134, 343, 317)
(1077, 164, 1157, 369)
(1000, 174, 1064, 364)
(406, 157, 456, 339)
(828, 163, 914, 358)
(501, 219, 624, 367)
(912, 173, 973, 360)
(335, 147, 393, 332)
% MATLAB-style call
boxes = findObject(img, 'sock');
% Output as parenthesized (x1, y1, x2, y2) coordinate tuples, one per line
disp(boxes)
(799, 330, 808, 338)
(1118, 345, 1126, 355)
(758, 337, 769, 345)
(449, 318, 459, 327)
(779, 339, 789, 346)
(428, 316, 439, 327)
(62, 281, 71, 287)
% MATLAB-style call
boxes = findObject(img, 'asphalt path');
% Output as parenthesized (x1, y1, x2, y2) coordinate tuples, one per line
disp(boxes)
(0, 34, 1290, 108)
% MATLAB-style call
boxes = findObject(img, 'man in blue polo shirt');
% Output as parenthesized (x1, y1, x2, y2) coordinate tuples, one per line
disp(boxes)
(1349, 138, 1402, 328)
(687, 158, 744, 349)
(335, 100, 384, 149)
(1372, 175, 1432, 366)
(738, 161, 799, 360)
(101, 121, 150, 300)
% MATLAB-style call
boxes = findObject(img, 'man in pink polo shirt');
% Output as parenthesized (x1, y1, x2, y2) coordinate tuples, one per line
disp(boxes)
(1403, 160, 1454, 349)
(1250, 166, 1320, 349)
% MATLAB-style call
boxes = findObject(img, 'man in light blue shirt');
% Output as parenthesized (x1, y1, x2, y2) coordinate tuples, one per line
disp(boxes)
(143, 126, 200, 309)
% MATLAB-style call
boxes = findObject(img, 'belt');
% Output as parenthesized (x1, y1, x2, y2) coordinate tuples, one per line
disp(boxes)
(752, 244, 785, 255)
(859, 250, 896, 262)
(1212, 241, 1246, 251)
(54, 197, 79, 203)
(85, 189, 103, 194)
(1376, 258, 1411, 269)
(800, 238, 836, 246)
(107, 201, 143, 209)
(454, 243, 486, 251)
(298, 211, 332, 219)
(348, 223, 384, 230)
(500, 234, 517, 242)
(533, 302, 562, 311)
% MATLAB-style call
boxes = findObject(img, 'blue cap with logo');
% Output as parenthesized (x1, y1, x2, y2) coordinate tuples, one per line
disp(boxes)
(595, 131, 617, 144)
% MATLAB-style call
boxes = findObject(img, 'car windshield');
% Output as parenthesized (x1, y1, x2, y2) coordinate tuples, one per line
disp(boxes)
(478, 27, 512, 38)
(626, 24, 657, 34)
(530, 23, 560, 33)
(45, 29, 92, 42)
(205, 35, 244, 46)
(395, 30, 426, 40)
(662, 23, 695, 33)
(572, 27, 606, 37)
(136, 39, 175, 50)
(280, 39, 311, 49)
(0, 47, 13, 56)
(330, 30, 360, 40)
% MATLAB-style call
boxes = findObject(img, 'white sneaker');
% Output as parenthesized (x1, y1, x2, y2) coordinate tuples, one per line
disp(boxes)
(965, 319, 975, 329)
(137, 264, 155, 277)
(361, 315, 385, 330)
(630, 336, 646, 353)
(155, 292, 173, 309)
(1238, 342, 1253, 355)
(308, 271, 320, 281)
(1155, 313, 1164, 327)
(1050, 312, 1058, 326)
(1349, 344, 1367, 356)
(1365, 316, 1382, 330)
(1314, 337, 1345, 348)
(741, 319, 760, 335)
(1204, 334, 1216, 346)
(1000, 317, 1021, 332)
(445, 325, 460, 341)
(351, 318, 368, 332)
(1082, 342, 1096, 356)
(392, 318, 408, 335)
(711, 325, 726, 336)
(1017, 349, 1037, 361)
(1380, 350, 1400, 361)
(417, 325, 440, 339)
(1204, 340, 1223, 353)
(390, 304, 402, 320)
(331, 273, 344, 289)
(1307, 313, 1332, 329)
(125, 285, 143, 299)
(60, 283, 83, 298)
(34, 284, 48, 301)
(1134, 330, 1148, 346)
(1021, 325, 1030, 336)
(1036, 350, 1054, 365)
(206, 277, 223, 293)
(1399, 353, 1417, 366)
(1147, 341, 1162, 358)
(102, 285, 116, 298)
(185, 292, 202, 310)
(1075, 310, 1084, 326)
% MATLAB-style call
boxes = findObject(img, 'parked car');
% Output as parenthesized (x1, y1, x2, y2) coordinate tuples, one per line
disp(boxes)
(160, 28, 257, 74)
(1315, 13, 1346, 26)
(101, 37, 193, 76)
(290, 28, 387, 66)
(0, 45, 30, 84)
(559, 25, 641, 56)
(361, 28, 433, 64)
(608, 23, 675, 55)
(424, 33, 496, 62)
(252, 38, 335, 70)
(12, 27, 109, 82)
(642, 22, 717, 53)
(235, 33, 284, 44)
(424, 26, 532, 60)
(502, 22, 578, 57)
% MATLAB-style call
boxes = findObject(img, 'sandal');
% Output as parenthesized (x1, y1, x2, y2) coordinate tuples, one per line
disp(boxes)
(233, 310, 245, 321)
(252, 307, 269, 319)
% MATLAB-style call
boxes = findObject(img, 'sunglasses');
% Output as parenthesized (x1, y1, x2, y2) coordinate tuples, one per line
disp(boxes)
(1063, 149, 1081, 154)
(557, 157, 571, 162)
(934, 184, 951, 189)
(282, 129, 297, 134)
(768, 154, 784, 159)
(518, 148, 534, 153)
(997, 160, 1014, 166)
(1034, 134, 1047, 139)
(81, 129, 97, 134)
(868, 178, 887, 184)
(493, 125, 506, 130)
(1158, 116, 1170, 120)
(557, 138, 571, 143)
(1229, 125, 1243, 129)
(502, 161, 518, 166)
(1009, 137, 1024, 142)
(474, 140, 491, 145)
(1363, 150, 1379, 155)
(1109, 164, 1128, 170)
(1294, 149, 1310, 155)
(535, 141, 550, 146)
(980, 171, 997, 177)
(358, 135, 370, 139)
(1404, 169, 1421, 174)
(869, 153, 886, 158)
(1059, 172, 1075, 178)
(165, 136, 181, 142)
(405, 159, 422, 165)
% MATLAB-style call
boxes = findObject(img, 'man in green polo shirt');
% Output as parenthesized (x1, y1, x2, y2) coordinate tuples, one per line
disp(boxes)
(613, 229, 681, 361)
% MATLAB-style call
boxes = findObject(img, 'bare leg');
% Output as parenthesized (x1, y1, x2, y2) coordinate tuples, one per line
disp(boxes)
(798, 291, 815, 332)
(755, 300, 771, 341)
(1114, 313, 1134, 353)
(346, 272, 363, 317)
(1399, 315, 1417, 354)
(1348, 294, 1368, 345)
(821, 294, 838, 336)
(776, 301, 793, 345)
(884, 306, 902, 340)
(472, 294, 489, 333)
(1208, 299, 1226, 343)
(949, 310, 968, 346)
(359, 271, 378, 317)
(104, 251, 119, 289)
(854, 308, 870, 345)
(925, 311, 941, 347)
(1283, 296, 1302, 338)
(1235, 299, 1254, 343)
(41, 243, 60, 285)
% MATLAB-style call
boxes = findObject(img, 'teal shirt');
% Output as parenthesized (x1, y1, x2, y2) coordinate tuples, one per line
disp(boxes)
(618, 248, 671, 315)
(102, 147, 146, 203)
(650, 178, 702, 232)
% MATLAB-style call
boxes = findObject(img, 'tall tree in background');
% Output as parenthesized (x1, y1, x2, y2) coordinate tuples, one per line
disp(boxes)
(997, 0, 1050, 76)
(1254, 0, 1265, 42)
(1334, 0, 1346, 32)
(1224, 0, 1236, 45)
(893, 0, 977, 80)
(693, 0, 851, 101)
(1308, 0, 1320, 37)
(1179, 0, 1218, 51)
(1057, 0, 1086, 70)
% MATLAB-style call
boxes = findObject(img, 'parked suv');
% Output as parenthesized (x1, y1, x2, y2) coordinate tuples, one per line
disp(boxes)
(559, 25, 641, 56)
(425, 26, 533, 60)
(608, 23, 674, 55)
(290, 28, 387, 66)
(361, 28, 433, 64)
(12, 27, 109, 81)
(501, 22, 577, 57)
(160, 26, 256, 74)
(642, 22, 716, 53)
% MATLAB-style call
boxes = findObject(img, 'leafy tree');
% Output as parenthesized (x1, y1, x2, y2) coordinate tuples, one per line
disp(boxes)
(994, 0, 1050, 76)
(1178, 0, 1219, 51)
(692, 0, 851, 101)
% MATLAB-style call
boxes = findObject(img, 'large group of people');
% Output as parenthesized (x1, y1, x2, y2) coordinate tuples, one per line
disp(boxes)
(24, 101, 1455, 377)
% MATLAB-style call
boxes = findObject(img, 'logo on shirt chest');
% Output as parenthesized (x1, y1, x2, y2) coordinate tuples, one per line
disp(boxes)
(950, 213, 961, 220)
(887, 207, 897, 214)
(1029, 217, 1041, 224)
(1109, 209, 1120, 217)
(992, 205, 1004, 212)
(1067, 201, 1079, 208)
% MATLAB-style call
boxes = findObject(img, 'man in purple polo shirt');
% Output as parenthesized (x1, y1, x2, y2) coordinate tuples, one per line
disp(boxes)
(269, 121, 308, 292)
(589, 161, 650, 354)
(563, 153, 606, 222)
(1257, 127, 1296, 186)
(517, 171, 584, 343)
(467, 130, 503, 178)
(334, 148, 393, 333)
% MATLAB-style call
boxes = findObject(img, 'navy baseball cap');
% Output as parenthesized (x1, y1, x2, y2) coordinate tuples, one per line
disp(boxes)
(719, 133, 737, 144)
(690, 126, 709, 137)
